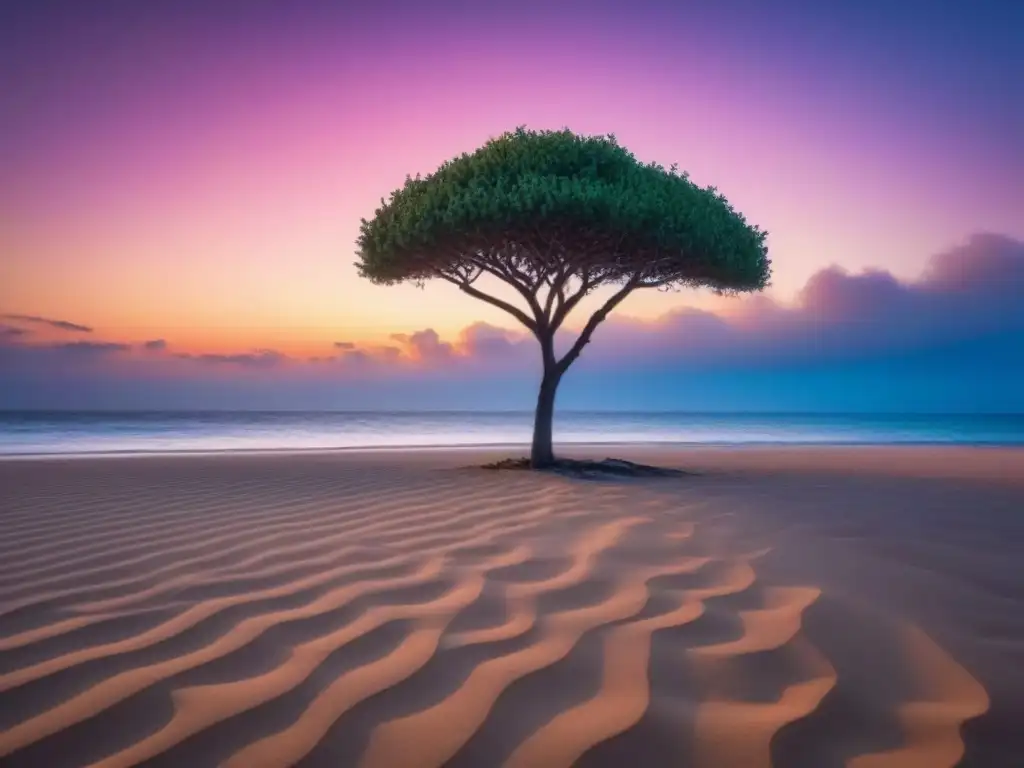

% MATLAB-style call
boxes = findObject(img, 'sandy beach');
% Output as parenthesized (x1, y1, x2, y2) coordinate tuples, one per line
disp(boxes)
(0, 446, 1021, 767)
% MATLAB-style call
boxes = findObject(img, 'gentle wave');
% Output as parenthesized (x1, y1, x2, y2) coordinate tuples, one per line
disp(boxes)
(2, 411, 1023, 455)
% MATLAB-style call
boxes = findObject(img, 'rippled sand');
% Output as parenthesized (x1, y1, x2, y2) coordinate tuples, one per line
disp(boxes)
(1, 446, 1021, 767)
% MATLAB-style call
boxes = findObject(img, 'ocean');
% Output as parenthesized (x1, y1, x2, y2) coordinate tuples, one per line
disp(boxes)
(1, 411, 1022, 456)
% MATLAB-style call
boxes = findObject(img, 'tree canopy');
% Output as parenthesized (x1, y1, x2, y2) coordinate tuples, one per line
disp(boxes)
(357, 127, 770, 337)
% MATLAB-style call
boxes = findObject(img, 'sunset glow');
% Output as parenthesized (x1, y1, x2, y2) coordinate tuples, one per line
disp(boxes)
(2, 0, 1022, 409)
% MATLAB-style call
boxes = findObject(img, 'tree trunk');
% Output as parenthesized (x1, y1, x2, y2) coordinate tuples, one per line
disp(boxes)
(530, 368, 560, 468)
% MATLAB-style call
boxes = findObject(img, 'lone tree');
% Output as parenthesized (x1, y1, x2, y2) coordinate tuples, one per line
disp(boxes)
(357, 128, 770, 469)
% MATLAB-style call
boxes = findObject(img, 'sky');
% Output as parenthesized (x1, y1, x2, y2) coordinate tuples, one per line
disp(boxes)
(2, 0, 1022, 411)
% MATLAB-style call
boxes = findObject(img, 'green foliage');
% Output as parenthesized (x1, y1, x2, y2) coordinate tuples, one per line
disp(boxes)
(356, 127, 770, 292)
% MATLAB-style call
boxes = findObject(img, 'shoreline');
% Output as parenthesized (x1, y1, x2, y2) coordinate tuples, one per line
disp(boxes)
(2, 443, 1022, 485)
(3, 438, 1024, 459)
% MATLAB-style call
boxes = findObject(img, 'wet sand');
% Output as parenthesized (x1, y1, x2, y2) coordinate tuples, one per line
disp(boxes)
(0, 446, 1021, 767)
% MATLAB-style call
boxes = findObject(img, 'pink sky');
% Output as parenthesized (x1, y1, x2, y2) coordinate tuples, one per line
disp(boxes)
(2, 1, 1021, 358)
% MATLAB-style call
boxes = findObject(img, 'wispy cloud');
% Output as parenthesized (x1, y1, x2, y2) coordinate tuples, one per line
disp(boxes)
(176, 349, 286, 368)
(51, 341, 131, 354)
(0, 324, 29, 339)
(1, 314, 93, 333)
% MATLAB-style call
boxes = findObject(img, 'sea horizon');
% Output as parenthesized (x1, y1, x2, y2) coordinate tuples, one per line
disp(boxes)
(3, 410, 1023, 456)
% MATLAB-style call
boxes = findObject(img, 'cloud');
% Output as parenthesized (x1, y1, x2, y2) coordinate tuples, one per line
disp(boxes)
(577, 232, 1024, 370)
(0, 324, 28, 339)
(0, 339, 128, 356)
(341, 350, 370, 364)
(0, 233, 1021, 411)
(389, 329, 455, 362)
(0, 339, 132, 382)
(457, 322, 529, 359)
(337, 345, 404, 366)
(143, 338, 167, 351)
(176, 349, 287, 368)
(51, 341, 131, 354)
(2, 314, 92, 333)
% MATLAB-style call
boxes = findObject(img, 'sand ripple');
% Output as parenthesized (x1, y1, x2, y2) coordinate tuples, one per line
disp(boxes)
(0, 455, 995, 767)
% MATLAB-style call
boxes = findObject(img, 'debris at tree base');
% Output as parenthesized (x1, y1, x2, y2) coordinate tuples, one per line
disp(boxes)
(479, 457, 689, 479)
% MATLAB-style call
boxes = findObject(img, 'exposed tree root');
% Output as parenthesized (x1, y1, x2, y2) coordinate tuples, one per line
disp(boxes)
(479, 457, 690, 479)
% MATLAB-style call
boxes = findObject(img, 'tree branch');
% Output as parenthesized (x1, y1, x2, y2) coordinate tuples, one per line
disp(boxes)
(550, 270, 593, 331)
(466, 253, 546, 325)
(438, 274, 538, 333)
(542, 265, 572, 319)
(555, 277, 639, 375)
